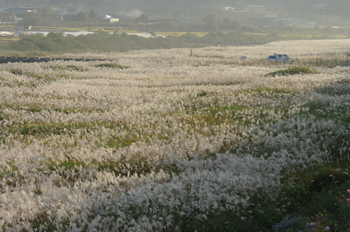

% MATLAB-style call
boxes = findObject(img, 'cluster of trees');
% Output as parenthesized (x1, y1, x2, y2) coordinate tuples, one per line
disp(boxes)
(16, 12, 61, 27)
(181, 31, 274, 45)
(116, 13, 243, 33)
(7, 31, 277, 54)
(201, 14, 241, 32)
(63, 11, 96, 22)
(8, 32, 183, 53)
(17, 10, 99, 27)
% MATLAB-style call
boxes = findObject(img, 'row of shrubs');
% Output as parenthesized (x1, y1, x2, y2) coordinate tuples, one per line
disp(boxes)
(6, 31, 277, 54)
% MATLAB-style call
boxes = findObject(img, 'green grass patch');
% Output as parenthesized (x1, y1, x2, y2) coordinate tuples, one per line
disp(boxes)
(0, 109, 7, 121)
(180, 99, 267, 127)
(182, 99, 246, 114)
(45, 156, 182, 181)
(26, 106, 42, 113)
(194, 105, 249, 126)
(7, 121, 89, 137)
(272, 162, 350, 231)
(95, 63, 129, 69)
(9, 68, 24, 75)
(48, 160, 86, 171)
(105, 135, 138, 149)
(27, 72, 60, 83)
(264, 67, 319, 77)
(6, 68, 63, 84)
(20, 124, 67, 136)
(0, 162, 18, 179)
(205, 162, 350, 231)
(47, 65, 89, 72)
(98, 156, 183, 178)
(7, 121, 143, 150)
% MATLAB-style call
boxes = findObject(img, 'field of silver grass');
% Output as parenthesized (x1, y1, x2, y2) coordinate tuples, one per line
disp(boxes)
(0, 39, 350, 231)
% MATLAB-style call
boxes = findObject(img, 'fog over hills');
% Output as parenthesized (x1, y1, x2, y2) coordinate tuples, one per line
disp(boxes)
(59, 0, 350, 15)
(2, 0, 350, 27)
(7, 0, 350, 17)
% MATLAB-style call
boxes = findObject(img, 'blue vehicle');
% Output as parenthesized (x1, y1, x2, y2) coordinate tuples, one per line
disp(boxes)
(265, 53, 291, 62)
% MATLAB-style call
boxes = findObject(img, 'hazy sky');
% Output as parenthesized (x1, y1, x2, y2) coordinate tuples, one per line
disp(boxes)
(6, 0, 350, 21)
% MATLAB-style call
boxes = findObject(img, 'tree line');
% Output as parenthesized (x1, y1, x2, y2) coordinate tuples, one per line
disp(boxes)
(6, 31, 278, 54)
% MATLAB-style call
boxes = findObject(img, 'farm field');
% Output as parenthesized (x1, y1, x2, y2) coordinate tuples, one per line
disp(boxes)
(0, 39, 350, 231)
